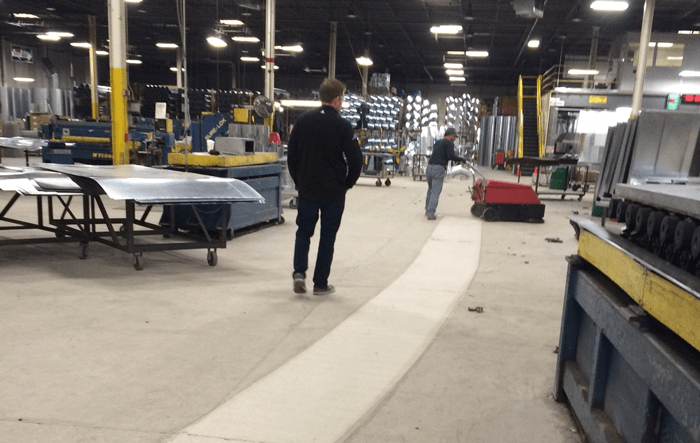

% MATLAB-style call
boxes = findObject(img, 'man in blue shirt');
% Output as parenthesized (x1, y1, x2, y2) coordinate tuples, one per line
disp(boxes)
(425, 128, 467, 220)
(287, 78, 363, 295)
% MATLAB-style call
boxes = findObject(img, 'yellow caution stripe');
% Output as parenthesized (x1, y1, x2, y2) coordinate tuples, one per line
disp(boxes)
(167, 152, 278, 167)
(578, 229, 700, 352)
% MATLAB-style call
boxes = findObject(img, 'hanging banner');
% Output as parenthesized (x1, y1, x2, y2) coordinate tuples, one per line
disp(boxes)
(11, 46, 33, 63)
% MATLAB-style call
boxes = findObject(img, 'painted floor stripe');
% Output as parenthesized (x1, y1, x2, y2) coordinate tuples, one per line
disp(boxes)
(169, 217, 481, 443)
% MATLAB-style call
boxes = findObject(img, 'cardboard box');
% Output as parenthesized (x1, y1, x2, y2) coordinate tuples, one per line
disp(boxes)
(29, 113, 52, 131)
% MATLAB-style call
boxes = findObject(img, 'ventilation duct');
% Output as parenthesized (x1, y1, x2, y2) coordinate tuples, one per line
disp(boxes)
(513, 0, 544, 19)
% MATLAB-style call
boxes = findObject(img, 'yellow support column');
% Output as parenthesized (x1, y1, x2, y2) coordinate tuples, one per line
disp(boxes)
(108, 0, 129, 165)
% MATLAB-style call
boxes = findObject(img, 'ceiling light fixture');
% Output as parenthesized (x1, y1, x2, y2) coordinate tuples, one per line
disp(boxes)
(47, 31, 74, 38)
(124, 0, 143, 3)
(207, 36, 227, 48)
(240, 56, 260, 62)
(232, 36, 260, 43)
(527, 39, 540, 48)
(126, 59, 143, 64)
(70, 42, 92, 48)
(275, 45, 303, 52)
(356, 56, 373, 66)
(449, 76, 466, 82)
(444, 62, 463, 69)
(260, 64, 279, 70)
(466, 50, 489, 57)
(446, 69, 465, 75)
(156, 43, 179, 49)
(590, 1, 629, 11)
(430, 25, 463, 35)
(170, 67, 185, 72)
(446, 51, 465, 56)
(95, 50, 109, 56)
(220, 19, 244, 26)
(13, 77, 35, 82)
(13, 13, 39, 19)
(37, 34, 60, 41)
(679, 70, 700, 77)
(568, 69, 599, 75)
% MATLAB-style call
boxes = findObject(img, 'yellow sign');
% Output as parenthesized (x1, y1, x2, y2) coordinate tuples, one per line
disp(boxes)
(589, 96, 607, 104)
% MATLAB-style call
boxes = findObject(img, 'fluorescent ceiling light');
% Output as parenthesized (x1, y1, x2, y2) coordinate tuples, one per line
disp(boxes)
(449, 76, 466, 82)
(667, 56, 684, 61)
(14, 13, 39, 19)
(220, 19, 244, 26)
(356, 56, 373, 66)
(444, 62, 463, 69)
(207, 36, 227, 48)
(678, 30, 700, 35)
(95, 50, 109, 56)
(240, 56, 260, 62)
(679, 70, 700, 77)
(466, 50, 489, 57)
(232, 36, 260, 43)
(70, 42, 92, 48)
(527, 39, 540, 48)
(275, 45, 303, 52)
(568, 69, 599, 75)
(260, 65, 280, 70)
(156, 43, 179, 49)
(13, 77, 35, 82)
(656, 42, 674, 48)
(126, 59, 143, 64)
(445, 69, 465, 75)
(447, 51, 465, 55)
(430, 25, 462, 35)
(590, 1, 628, 11)
(37, 34, 60, 41)
(170, 67, 185, 72)
(124, 0, 143, 3)
(47, 32, 74, 38)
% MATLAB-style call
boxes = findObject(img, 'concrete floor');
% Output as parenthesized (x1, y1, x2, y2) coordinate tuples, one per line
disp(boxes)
(0, 159, 587, 443)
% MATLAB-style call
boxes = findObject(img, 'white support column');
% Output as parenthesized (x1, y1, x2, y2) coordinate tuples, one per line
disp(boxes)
(328, 21, 337, 79)
(264, 0, 276, 102)
(630, 0, 656, 119)
(88, 15, 99, 120)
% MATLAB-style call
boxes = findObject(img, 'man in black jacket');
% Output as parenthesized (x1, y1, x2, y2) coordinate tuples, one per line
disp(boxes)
(288, 78, 363, 295)
(425, 127, 467, 220)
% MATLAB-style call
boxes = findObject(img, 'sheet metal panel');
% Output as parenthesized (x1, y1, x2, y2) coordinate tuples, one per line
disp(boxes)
(0, 137, 46, 152)
(614, 183, 700, 219)
(0, 166, 81, 195)
(38, 164, 264, 204)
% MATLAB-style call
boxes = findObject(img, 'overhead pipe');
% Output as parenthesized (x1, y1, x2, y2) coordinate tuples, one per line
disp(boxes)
(328, 21, 337, 79)
(88, 15, 99, 120)
(630, 0, 656, 118)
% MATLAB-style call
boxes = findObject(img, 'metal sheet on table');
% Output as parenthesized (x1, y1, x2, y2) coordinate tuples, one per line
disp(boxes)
(0, 137, 45, 152)
(615, 183, 700, 219)
(39, 164, 265, 204)
(0, 166, 82, 195)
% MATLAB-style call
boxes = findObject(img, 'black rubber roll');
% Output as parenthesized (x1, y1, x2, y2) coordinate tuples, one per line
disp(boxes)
(632, 207, 652, 236)
(674, 219, 696, 252)
(616, 200, 629, 223)
(691, 226, 700, 259)
(660, 215, 681, 244)
(625, 203, 641, 231)
(646, 211, 665, 237)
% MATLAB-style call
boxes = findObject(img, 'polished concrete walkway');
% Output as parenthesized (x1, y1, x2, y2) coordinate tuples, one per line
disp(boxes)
(0, 161, 585, 443)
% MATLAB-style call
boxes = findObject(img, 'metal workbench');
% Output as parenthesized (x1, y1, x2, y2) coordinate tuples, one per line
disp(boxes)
(0, 164, 263, 270)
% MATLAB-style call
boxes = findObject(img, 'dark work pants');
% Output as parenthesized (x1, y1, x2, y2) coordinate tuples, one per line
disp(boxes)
(293, 195, 346, 288)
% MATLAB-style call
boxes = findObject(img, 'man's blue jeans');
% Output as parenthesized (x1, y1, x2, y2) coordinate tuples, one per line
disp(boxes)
(425, 164, 446, 216)
(293, 195, 346, 288)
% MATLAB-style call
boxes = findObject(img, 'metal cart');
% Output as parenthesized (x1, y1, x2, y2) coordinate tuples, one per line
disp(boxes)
(361, 150, 394, 186)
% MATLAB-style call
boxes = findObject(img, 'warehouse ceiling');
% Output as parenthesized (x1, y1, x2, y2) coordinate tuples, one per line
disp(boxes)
(2, 0, 700, 92)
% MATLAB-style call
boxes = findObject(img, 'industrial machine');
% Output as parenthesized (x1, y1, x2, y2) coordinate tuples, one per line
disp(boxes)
(555, 111, 700, 443)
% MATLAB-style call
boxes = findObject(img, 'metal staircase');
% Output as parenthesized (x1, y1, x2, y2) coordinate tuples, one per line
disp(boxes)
(517, 75, 544, 176)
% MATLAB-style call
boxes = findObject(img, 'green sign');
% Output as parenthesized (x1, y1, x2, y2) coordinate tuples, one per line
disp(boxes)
(666, 93, 681, 110)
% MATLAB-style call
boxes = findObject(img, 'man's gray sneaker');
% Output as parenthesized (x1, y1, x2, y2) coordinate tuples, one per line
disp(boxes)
(313, 285, 335, 296)
(293, 273, 306, 294)
(427, 214, 437, 220)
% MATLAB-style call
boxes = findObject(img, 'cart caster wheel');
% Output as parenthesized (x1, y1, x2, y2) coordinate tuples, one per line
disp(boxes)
(289, 198, 298, 209)
(277, 216, 285, 225)
(207, 249, 218, 267)
(385, 179, 391, 186)
(119, 225, 126, 233)
(133, 253, 144, 271)
(78, 242, 88, 259)
(572, 183, 580, 191)
(578, 195, 583, 202)
(561, 194, 566, 200)
(375, 179, 382, 187)
(482, 207, 497, 222)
